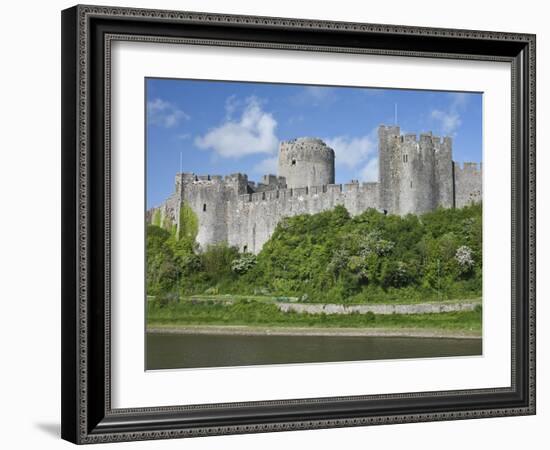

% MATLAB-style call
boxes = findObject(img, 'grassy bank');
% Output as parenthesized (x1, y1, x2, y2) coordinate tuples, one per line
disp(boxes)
(147, 299, 482, 333)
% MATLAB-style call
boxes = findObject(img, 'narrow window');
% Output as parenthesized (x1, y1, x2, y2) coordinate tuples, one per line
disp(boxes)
(410, 181, 412, 188)
(291, 159, 296, 166)
(203, 203, 207, 212)
(243, 245, 248, 252)
(403, 154, 408, 163)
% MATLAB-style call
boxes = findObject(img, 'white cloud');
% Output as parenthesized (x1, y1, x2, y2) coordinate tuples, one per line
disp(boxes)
(224, 95, 239, 119)
(325, 131, 377, 169)
(430, 109, 461, 135)
(430, 92, 470, 136)
(194, 96, 278, 158)
(253, 156, 278, 175)
(360, 157, 379, 182)
(303, 86, 332, 100)
(291, 86, 337, 106)
(325, 130, 379, 183)
(450, 92, 469, 108)
(147, 98, 189, 128)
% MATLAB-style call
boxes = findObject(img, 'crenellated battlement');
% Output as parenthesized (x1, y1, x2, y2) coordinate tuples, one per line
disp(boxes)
(454, 162, 482, 172)
(150, 125, 481, 253)
(379, 124, 401, 136)
(282, 136, 326, 146)
(392, 132, 452, 148)
(235, 181, 380, 206)
(175, 172, 248, 186)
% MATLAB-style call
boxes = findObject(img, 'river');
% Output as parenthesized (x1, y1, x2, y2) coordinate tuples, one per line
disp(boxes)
(146, 332, 482, 370)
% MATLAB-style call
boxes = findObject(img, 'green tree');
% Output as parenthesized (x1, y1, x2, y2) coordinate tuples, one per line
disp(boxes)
(201, 243, 240, 282)
(146, 225, 180, 295)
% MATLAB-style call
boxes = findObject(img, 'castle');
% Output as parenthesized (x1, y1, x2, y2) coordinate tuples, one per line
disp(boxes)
(148, 125, 482, 254)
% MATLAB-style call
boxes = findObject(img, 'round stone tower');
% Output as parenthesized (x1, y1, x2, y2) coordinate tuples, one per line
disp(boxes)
(277, 137, 335, 189)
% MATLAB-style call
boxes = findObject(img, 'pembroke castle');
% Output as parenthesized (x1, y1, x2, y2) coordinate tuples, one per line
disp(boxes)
(147, 125, 482, 254)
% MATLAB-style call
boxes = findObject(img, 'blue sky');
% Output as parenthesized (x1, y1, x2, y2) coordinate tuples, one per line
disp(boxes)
(146, 78, 482, 208)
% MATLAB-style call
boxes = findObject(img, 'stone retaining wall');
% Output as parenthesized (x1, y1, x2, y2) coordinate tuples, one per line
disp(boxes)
(277, 301, 480, 315)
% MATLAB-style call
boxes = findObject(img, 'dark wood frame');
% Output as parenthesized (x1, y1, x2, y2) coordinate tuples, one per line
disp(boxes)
(61, 4, 536, 444)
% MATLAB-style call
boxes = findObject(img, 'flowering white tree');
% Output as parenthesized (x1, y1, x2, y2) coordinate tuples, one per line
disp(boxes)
(455, 245, 474, 273)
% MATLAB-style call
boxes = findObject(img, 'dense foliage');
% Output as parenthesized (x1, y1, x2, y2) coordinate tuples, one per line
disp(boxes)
(146, 203, 482, 303)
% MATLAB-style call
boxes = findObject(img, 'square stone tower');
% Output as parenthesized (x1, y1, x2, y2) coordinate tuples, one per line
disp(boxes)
(378, 125, 454, 215)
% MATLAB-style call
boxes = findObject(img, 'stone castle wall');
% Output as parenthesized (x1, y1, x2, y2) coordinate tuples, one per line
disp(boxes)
(454, 162, 482, 208)
(149, 126, 482, 254)
(152, 176, 379, 254)
(227, 182, 379, 253)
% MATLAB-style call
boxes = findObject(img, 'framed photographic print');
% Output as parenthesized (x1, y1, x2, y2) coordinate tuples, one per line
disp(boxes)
(61, 4, 536, 444)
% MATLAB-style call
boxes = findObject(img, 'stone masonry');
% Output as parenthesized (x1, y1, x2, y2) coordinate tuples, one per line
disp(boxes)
(148, 126, 482, 254)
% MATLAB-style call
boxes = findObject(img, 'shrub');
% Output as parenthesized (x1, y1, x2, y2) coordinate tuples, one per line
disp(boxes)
(364, 311, 376, 322)
(201, 243, 240, 280)
(156, 291, 179, 307)
(231, 253, 257, 274)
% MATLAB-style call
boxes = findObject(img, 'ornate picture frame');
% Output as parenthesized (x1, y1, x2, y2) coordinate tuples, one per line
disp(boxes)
(61, 4, 536, 444)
